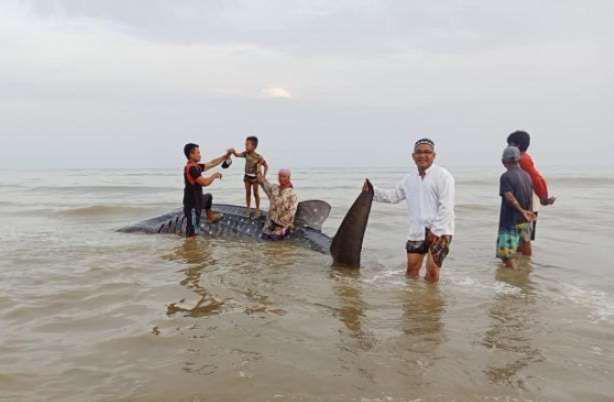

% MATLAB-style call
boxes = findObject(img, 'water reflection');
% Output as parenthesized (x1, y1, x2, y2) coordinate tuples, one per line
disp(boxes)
(163, 239, 224, 318)
(329, 268, 378, 388)
(400, 282, 446, 350)
(383, 281, 447, 388)
(228, 242, 296, 316)
(330, 268, 375, 351)
(482, 265, 544, 389)
(164, 238, 217, 266)
(260, 241, 302, 269)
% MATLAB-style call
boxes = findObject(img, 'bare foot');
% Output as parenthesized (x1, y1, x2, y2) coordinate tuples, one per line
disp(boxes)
(207, 210, 223, 223)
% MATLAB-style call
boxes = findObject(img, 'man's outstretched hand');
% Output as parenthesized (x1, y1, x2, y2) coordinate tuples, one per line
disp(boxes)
(540, 196, 557, 206)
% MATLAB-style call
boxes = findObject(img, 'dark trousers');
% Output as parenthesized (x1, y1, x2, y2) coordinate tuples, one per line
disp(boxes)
(184, 207, 201, 237)
(184, 194, 213, 237)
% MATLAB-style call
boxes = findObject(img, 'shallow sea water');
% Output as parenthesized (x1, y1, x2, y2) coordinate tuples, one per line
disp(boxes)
(0, 166, 613, 402)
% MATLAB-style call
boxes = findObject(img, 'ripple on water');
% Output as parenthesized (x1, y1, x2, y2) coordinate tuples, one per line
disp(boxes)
(557, 283, 614, 323)
(2, 168, 614, 402)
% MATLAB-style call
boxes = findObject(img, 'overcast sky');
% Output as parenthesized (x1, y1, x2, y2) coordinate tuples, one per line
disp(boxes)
(1, 0, 613, 169)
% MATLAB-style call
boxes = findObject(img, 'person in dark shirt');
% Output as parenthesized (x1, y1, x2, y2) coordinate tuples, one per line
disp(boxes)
(496, 146, 537, 268)
(506, 130, 556, 243)
(183, 143, 231, 238)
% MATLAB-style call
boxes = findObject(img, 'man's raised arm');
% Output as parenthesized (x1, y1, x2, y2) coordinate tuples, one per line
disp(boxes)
(203, 149, 233, 171)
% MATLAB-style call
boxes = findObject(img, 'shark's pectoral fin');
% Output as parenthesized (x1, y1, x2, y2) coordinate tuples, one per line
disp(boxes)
(330, 180, 374, 268)
(294, 200, 332, 231)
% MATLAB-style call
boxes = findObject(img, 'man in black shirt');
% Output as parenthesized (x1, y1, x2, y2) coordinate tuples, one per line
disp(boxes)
(496, 146, 537, 268)
(183, 143, 231, 238)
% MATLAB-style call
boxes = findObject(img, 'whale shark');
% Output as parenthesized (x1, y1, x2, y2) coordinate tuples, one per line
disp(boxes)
(118, 181, 374, 268)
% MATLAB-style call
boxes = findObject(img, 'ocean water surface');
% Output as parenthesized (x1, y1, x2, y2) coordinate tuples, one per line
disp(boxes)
(0, 166, 613, 402)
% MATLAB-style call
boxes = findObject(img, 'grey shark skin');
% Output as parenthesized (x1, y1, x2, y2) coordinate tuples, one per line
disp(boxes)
(330, 180, 374, 267)
(118, 186, 373, 268)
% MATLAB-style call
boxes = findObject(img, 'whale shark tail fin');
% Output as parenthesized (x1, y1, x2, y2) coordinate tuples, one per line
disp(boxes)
(330, 180, 374, 268)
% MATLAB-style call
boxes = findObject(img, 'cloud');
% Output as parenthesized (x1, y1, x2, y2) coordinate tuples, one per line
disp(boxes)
(19, 0, 614, 56)
(261, 87, 292, 99)
(0, 0, 613, 168)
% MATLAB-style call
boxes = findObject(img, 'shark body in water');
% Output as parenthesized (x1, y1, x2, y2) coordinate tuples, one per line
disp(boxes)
(118, 182, 374, 268)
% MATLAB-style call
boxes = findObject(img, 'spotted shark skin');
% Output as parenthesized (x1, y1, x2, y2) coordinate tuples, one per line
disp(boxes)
(119, 185, 374, 267)
(118, 204, 333, 254)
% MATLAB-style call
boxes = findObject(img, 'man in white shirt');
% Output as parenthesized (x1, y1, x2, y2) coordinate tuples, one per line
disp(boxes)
(364, 138, 455, 283)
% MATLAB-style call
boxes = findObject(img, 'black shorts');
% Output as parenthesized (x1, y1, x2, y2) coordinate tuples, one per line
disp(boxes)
(405, 230, 452, 267)
(244, 175, 258, 184)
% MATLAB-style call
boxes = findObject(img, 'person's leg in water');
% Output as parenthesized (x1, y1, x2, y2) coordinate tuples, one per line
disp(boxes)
(194, 208, 201, 231)
(424, 235, 451, 283)
(406, 239, 428, 278)
(424, 253, 440, 283)
(517, 223, 533, 257)
(184, 206, 197, 239)
(252, 181, 261, 215)
(518, 240, 532, 257)
(407, 253, 425, 278)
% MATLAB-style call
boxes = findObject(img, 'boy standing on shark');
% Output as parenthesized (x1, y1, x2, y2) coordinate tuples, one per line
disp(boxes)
(230, 136, 269, 215)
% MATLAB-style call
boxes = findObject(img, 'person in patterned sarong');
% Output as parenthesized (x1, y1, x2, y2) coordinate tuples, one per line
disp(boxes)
(257, 169, 299, 241)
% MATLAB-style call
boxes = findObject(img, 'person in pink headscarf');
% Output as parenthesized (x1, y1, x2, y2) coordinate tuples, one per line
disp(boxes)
(257, 168, 299, 240)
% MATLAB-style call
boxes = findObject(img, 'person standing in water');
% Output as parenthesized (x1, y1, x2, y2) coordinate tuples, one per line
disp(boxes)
(183, 143, 231, 239)
(366, 138, 455, 283)
(496, 146, 537, 268)
(506, 130, 556, 250)
(230, 136, 269, 216)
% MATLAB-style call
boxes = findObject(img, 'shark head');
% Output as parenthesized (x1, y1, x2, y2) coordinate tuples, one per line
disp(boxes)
(330, 180, 374, 268)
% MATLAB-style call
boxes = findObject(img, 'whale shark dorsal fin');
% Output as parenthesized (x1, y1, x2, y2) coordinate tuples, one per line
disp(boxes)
(330, 180, 374, 268)
(294, 200, 332, 231)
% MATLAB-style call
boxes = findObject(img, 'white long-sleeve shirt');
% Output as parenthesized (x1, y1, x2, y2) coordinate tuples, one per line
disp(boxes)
(373, 164, 455, 241)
